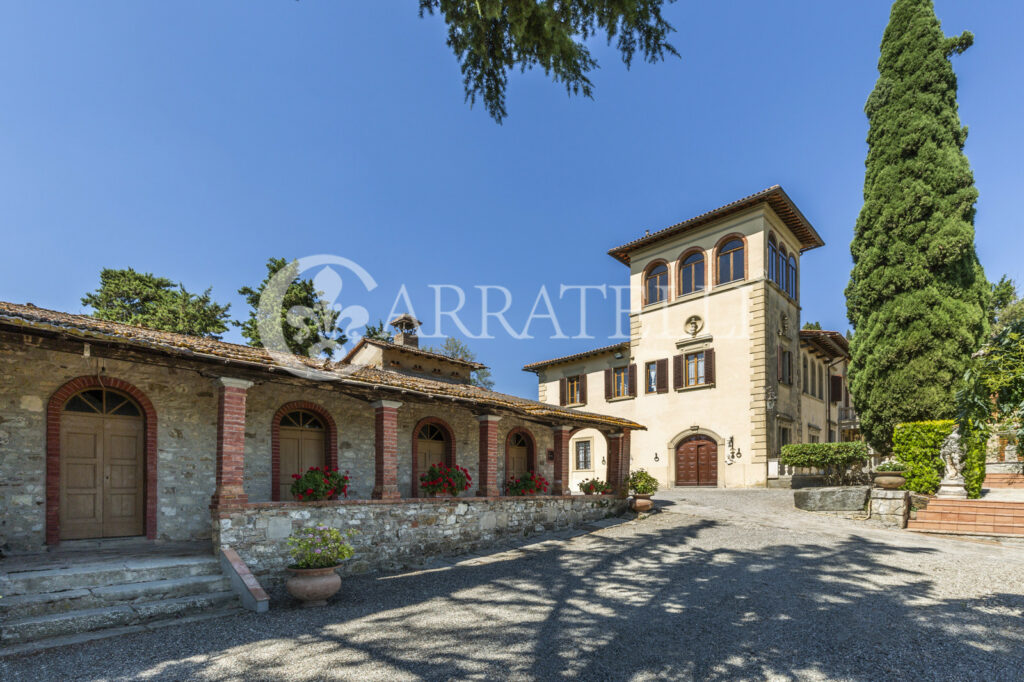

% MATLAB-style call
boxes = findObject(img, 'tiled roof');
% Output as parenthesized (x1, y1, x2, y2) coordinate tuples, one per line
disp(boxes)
(522, 342, 629, 372)
(799, 329, 849, 358)
(607, 185, 824, 265)
(0, 301, 642, 431)
(341, 337, 487, 370)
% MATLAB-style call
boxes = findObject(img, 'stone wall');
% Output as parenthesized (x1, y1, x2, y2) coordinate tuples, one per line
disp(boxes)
(0, 342, 219, 549)
(214, 496, 625, 582)
(868, 489, 909, 529)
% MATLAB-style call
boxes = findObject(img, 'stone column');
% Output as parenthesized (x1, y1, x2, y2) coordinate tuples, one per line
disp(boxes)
(210, 377, 253, 509)
(551, 425, 573, 495)
(372, 400, 402, 499)
(476, 415, 502, 497)
(607, 430, 631, 498)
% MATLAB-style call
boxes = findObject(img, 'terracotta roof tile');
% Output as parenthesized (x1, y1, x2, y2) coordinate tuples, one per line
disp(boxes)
(523, 342, 629, 372)
(0, 301, 642, 431)
(342, 337, 486, 370)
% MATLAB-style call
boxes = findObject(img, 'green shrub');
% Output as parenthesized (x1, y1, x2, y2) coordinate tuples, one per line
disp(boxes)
(779, 442, 868, 485)
(892, 420, 986, 498)
(627, 469, 659, 495)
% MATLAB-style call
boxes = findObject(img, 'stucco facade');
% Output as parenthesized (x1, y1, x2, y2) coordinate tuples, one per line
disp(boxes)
(526, 187, 839, 490)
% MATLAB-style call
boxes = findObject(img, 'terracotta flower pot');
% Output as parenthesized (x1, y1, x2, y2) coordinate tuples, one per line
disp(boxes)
(631, 493, 653, 513)
(286, 565, 342, 607)
(583, 489, 595, 496)
(873, 472, 906, 490)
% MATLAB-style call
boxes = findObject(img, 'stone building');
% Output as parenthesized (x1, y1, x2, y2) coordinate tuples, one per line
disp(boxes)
(0, 303, 641, 552)
(525, 186, 857, 490)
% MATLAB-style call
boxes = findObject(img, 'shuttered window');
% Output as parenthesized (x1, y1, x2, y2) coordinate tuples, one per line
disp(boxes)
(645, 362, 658, 394)
(562, 375, 586, 405)
(628, 364, 637, 397)
(656, 358, 668, 393)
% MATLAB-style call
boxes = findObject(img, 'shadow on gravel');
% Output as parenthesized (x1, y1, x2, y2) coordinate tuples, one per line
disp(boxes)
(6, 517, 1024, 681)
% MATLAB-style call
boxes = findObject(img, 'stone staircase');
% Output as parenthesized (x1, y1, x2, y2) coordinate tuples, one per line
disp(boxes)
(983, 473, 1024, 489)
(907, 498, 1024, 536)
(0, 549, 240, 656)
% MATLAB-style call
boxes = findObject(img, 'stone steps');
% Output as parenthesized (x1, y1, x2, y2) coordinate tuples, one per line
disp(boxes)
(907, 499, 1024, 536)
(984, 473, 1024, 489)
(0, 552, 240, 651)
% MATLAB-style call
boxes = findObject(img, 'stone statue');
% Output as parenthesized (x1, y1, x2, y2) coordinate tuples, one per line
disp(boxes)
(936, 427, 968, 498)
(941, 428, 965, 482)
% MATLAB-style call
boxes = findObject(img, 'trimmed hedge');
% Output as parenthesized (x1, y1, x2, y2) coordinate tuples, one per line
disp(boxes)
(892, 420, 985, 498)
(780, 442, 869, 485)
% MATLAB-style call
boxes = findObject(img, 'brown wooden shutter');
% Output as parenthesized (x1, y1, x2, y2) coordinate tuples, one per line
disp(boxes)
(656, 358, 668, 393)
(559, 377, 567, 406)
(830, 375, 843, 403)
(579, 373, 588, 405)
(628, 364, 637, 397)
(604, 368, 613, 400)
(672, 355, 683, 389)
(705, 348, 715, 385)
(777, 345, 783, 382)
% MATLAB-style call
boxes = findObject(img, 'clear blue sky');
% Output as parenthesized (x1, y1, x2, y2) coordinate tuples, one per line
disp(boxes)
(2, 1, 1021, 397)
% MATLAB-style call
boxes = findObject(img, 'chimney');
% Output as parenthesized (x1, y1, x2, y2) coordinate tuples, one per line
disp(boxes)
(388, 314, 422, 348)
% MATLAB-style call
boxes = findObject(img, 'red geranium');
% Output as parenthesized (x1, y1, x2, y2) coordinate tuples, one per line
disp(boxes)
(419, 463, 471, 497)
(506, 472, 549, 497)
(289, 466, 351, 502)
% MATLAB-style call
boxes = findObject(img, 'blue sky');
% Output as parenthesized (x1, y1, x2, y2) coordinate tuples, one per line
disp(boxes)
(1, 1, 1021, 397)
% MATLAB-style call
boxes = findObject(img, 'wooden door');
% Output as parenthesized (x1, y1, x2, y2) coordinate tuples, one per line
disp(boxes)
(60, 413, 144, 540)
(417, 439, 446, 474)
(508, 445, 528, 480)
(279, 427, 326, 501)
(675, 437, 718, 487)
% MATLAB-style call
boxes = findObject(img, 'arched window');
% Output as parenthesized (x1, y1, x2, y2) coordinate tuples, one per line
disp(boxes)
(802, 355, 809, 393)
(412, 418, 456, 497)
(767, 234, 777, 284)
(717, 238, 745, 284)
(65, 388, 141, 417)
(280, 410, 324, 430)
(777, 245, 787, 289)
(418, 423, 446, 442)
(788, 255, 798, 299)
(678, 251, 705, 296)
(644, 262, 669, 305)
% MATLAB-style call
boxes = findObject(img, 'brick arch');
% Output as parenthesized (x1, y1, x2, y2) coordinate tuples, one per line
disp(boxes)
(46, 376, 158, 545)
(271, 401, 339, 501)
(503, 427, 537, 481)
(411, 416, 456, 498)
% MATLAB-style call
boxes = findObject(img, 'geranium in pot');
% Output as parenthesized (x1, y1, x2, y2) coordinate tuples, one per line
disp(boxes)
(507, 472, 550, 496)
(285, 525, 356, 607)
(290, 466, 350, 502)
(873, 461, 907, 490)
(419, 463, 472, 498)
(627, 469, 659, 513)
(578, 478, 612, 495)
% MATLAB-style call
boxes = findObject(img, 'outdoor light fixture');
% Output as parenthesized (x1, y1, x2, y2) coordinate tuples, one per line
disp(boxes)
(653, 452, 660, 463)
(601, 456, 606, 465)
(726, 436, 742, 465)
(547, 448, 554, 462)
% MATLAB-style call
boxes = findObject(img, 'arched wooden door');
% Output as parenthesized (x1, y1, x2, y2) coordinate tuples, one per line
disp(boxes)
(60, 389, 145, 540)
(278, 410, 327, 501)
(507, 432, 530, 480)
(416, 423, 448, 475)
(675, 436, 718, 487)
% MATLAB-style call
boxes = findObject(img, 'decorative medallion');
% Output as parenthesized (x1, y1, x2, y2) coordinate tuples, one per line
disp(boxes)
(685, 315, 704, 337)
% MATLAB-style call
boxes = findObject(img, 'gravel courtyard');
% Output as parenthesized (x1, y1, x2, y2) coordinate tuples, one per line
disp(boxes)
(4, 489, 1024, 681)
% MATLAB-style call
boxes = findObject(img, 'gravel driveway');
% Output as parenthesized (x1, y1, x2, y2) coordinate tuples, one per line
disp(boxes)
(4, 489, 1023, 681)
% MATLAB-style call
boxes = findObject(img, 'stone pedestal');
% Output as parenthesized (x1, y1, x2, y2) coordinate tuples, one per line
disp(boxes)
(869, 489, 909, 528)
(936, 478, 968, 499)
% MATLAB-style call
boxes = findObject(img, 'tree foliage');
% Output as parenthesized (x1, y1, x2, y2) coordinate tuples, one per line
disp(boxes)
(802, 321, 822, 330)
(892, 419, 985, 498)
(419, 0, 679, 123)
(845, 0, 989, 453)
(957, 316, 1024, 448)
(428, 337, 495, 389)
(779, 442, 868, 486)
(988, 275, 1024, 335)
(82, 267, 231, 339)
(236, 257, 347, 359)
(362, 320, 394, 343)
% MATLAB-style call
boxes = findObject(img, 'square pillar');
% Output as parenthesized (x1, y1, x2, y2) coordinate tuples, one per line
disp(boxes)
(476, 415, 502, 498)
(372, 400, 402, 499)
(552, 425, 573, 495)
(210, 377, 253, 509)
(607, 429, 631, 499)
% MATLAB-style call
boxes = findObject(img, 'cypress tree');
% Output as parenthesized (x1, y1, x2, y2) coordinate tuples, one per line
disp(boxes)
(846, 0, 989, 453)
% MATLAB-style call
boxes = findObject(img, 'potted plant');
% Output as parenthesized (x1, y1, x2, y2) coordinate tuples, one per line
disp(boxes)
(627, 469, 659, 512)
(285, 525, 357, 607)
(290, 466, 350, 501)
(419, 463, 472, 497)
(873, 461, 907, 490)
(578, 478, 611, 495)
(507, 472, 550, 496)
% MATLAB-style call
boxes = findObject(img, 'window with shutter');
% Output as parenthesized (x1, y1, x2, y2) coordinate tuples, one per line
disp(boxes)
(777, 345, 783, 382)
(672, 355, 683, 390)
(604, 368, 613, 400)
(830, 375, 843, 403)
(559, 378, 567, 406)
(579, 374, 588, 405)
(613, 367, 629, 398)
(705, 348, 715, 385)
(656, 358, 668, 393)
(802, 356, 809, 393)
(628, 364, 637, 397)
